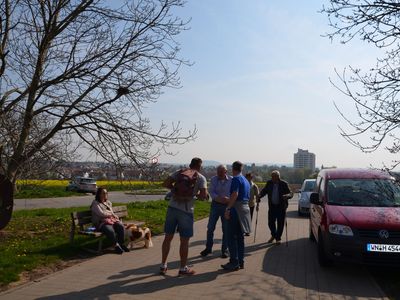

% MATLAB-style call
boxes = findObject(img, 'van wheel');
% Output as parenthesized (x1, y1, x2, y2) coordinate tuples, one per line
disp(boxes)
(309, 221, 315, 242)
(317, 233, 332, 267)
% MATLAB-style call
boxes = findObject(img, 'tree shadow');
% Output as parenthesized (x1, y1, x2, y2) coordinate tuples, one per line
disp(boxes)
(262, 238, 386, 298)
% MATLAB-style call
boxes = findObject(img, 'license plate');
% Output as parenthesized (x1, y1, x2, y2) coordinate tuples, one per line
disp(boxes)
(367, 243, 400, 253)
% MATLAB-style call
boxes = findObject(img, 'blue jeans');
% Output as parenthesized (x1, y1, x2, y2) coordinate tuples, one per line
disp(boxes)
(205, 202, 228, 252)
(227, 208, 244, 266)
(100, 222, 125, 245)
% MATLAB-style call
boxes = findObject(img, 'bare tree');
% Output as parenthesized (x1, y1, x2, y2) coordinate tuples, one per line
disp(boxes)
(322, 1, 400, 167)
(0, 0, 196, 229)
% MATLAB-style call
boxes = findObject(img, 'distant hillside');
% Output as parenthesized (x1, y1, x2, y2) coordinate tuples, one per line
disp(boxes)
(202, 160, 221, 167)
(159, 161, 293, 168)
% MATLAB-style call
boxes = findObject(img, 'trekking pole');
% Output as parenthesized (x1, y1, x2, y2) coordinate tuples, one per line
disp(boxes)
(285, 211, 288, 247)
(253, 203, 259, 243)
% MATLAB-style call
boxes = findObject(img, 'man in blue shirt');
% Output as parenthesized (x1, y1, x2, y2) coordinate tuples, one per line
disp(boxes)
(200, 165, 232, 258)
(221, 161, 251, 271)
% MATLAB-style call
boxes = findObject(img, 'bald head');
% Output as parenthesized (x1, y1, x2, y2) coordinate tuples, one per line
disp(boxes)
(271, 170, 280, 183)
(217, 164, 227, 179)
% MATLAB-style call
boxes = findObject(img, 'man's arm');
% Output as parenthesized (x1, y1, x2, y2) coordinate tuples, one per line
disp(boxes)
(224, 191, 238, 220)
(258, 182, 268, 201)
(197, 187, 208, 200)
(195, 175, 208, 200)
(282, 181, 293, 199)
(209, 177, 218, 200)
(227, 191, 238, 209)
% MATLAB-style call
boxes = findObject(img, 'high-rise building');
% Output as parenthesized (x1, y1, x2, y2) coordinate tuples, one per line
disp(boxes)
(294, 148, 315, 171)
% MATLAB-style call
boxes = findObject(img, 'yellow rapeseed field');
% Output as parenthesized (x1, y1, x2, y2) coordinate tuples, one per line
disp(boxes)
(16, 179, 162, 189)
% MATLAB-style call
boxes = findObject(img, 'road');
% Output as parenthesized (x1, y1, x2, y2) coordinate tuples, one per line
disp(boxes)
(13, 192, 166, 210)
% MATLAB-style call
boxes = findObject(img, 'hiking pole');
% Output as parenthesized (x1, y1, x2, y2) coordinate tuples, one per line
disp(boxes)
(285, 211, 288, 247)
(253, 203, 259, 243)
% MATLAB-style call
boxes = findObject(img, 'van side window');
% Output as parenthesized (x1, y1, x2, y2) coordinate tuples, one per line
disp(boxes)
(315, 176, 322, 192)
(319, 177, 325, 202)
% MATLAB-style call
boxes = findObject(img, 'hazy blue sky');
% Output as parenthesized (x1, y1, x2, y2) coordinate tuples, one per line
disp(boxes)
(143, 0, 396, 168)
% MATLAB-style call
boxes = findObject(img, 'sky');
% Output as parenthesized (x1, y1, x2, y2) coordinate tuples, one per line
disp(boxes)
(142, 0, 397, 169)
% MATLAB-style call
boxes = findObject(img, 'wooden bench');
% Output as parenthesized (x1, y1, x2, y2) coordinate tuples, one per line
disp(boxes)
(70, 205, 143, 253)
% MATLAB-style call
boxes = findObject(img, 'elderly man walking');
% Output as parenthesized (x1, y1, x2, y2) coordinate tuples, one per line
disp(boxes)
(258, 170, 293, 244)
(221, 161, 251, 271)
(200, 165, 232, 258)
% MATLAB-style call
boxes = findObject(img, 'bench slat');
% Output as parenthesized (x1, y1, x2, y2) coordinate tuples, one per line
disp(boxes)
(113, 206, 128, 213)
(78, 231, 103, 237)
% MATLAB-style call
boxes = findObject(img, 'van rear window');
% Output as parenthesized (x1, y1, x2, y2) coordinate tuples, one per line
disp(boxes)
(80, 178, 96, 184)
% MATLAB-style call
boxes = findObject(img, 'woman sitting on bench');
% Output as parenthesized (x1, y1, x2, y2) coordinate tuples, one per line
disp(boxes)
(91, 187, 130, 254)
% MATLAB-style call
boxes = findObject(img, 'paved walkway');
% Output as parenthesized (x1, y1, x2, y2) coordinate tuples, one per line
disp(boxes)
(0, 202, 388, 300)
(14, 192, 165, 210)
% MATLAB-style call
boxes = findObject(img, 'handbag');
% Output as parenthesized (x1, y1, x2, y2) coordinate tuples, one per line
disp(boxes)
(103, 217, 116, 225)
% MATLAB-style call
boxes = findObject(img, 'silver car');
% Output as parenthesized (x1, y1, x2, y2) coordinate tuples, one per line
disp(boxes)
(66, 177, 97, 194)
(298, 179, 316, 216)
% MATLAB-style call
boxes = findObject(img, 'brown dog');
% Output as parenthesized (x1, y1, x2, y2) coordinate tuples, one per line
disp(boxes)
(125, 224, 153, 249)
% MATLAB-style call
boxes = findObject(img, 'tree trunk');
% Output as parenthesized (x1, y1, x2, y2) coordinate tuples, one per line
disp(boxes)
(0, 174, 14, 230)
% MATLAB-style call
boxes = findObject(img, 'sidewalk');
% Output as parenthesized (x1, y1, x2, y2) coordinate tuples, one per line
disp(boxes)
(0, 202, 388, 300)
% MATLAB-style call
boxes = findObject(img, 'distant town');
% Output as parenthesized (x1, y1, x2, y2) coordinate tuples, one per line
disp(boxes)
(23, 149, 319, 184)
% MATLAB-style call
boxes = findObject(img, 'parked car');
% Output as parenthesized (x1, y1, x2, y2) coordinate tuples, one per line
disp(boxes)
(309, 168, 400, 267)
(66, 177, 97, 194)
(298, 179, 316, 216)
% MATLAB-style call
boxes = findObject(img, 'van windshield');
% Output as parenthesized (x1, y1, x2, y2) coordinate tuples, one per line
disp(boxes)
(327, 179, 400, 207)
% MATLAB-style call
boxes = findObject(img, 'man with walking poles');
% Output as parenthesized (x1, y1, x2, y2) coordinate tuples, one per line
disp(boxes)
(258, 170, 293, 245)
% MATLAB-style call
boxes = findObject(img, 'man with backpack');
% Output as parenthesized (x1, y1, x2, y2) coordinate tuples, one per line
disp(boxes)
(160, 157, 208, 276)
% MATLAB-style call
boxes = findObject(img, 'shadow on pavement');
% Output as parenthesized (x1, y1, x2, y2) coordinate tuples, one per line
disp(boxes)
(36, 268, 222, 300)
(34, 241, 276, 300)
(262, 237, 386, 298)
(368, 266, 400, 300)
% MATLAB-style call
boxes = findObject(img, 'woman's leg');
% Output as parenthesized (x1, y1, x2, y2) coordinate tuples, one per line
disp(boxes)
(100, 224, 117, 245)
(113, 222, 126, 245)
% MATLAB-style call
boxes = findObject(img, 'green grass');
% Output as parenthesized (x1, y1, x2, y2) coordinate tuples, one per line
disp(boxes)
(14, 182, 164, 199)
(14, 186, 83, 199)
(0, 200, 210, 287)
